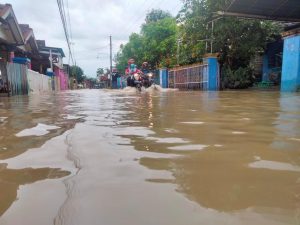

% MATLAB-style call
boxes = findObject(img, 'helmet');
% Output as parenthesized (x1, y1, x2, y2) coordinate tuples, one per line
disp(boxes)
(128, 58, 135, 65)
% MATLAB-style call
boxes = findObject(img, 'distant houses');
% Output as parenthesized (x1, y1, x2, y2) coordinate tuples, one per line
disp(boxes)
(0, 3, 70, 96)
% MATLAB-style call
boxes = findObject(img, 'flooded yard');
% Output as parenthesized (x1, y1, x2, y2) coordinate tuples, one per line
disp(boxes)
(0, 89, 300, 225)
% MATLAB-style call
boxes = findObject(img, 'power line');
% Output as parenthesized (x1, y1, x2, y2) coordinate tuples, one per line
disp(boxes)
(58, 0, 70, 42)
(170, 1, 183, 14)
(62, 0, 75, 65)
(75, 44, 110, 53)
(126, 0, 168, 32)
(61, 0, 69, 35)
(66, 0, 75, 65)
(116, 0, 172, 63)
(117, 0, 182, 63)
(123, 0, 156, 32)
(57, 0, 71, 58)
(66, 0, 73, 41)
(57, 0, 75, 65)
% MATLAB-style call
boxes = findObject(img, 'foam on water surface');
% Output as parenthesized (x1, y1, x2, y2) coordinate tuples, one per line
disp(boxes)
(249, 160, 300, 172)
(168, 144, 208, 151)
(16, 123, 60, 137)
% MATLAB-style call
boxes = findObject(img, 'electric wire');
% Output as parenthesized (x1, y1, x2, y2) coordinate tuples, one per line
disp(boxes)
(66, 0, 75, 65)
(57, 0, 75, 65)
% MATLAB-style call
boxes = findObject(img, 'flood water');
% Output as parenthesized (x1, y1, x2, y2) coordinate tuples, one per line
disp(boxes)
(0, 89, 300, 225)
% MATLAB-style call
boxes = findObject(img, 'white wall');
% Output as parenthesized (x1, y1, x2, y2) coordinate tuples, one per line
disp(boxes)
(27, 69, 51, 93)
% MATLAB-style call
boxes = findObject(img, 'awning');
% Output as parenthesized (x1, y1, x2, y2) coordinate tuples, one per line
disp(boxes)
(217, 0, 300, 22)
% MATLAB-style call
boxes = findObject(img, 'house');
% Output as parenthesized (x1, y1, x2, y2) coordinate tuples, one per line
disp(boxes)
(18, 24, 39, 68)
(0, 4, 24, 56)
(0, 3, 70, 95)
(35, 40, 68, 90)
(0, 4, 24, 94)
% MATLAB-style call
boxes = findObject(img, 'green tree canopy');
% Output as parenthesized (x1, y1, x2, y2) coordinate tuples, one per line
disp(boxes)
(116, 9, 177, 71)
(177, 0, 282, 88)
(178, 0, 283, 69)
(70, 65, 85, 83)
(145, 9, 172, 23)
(116, 1, 282, 88)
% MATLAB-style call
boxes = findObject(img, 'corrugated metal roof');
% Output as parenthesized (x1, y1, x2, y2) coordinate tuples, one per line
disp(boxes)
(0, 4, 24, 45)
(39, 47, 65, 58)
(224, 0, 300, 22)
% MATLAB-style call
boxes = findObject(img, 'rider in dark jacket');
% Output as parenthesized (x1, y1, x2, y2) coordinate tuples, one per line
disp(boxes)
(111, 68, 120, 89)
(141, 62, 149, 75)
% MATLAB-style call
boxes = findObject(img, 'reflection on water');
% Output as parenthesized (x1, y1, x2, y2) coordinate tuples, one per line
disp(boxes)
(0, 93, 81, 160)
(120, 91, 300, 219)
(0, 165, 70, 216)
(0, 93, 80, 217)
(273, 94, 300, 150)
(0, 90, 300, 225)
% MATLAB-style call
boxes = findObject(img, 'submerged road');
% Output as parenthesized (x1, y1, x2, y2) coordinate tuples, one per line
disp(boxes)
(0, 88, 300, 225)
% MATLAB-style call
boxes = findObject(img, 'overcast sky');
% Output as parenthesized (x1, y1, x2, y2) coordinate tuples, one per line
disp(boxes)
(6, 0, 182, 77)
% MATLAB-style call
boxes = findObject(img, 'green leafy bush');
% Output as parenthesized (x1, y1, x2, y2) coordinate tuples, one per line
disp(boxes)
(222, 67, 253, 89)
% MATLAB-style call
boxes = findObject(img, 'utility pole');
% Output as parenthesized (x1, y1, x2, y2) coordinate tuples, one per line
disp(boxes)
(49, 49, 53, 71)
(109, 35, 112, 88)
(211, 21, 214, 54)
(176, 38, 181, 66)
(207, 17, 222, 54)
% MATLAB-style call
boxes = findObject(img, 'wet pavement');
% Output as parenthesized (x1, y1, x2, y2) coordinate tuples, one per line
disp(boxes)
(0, 88, 300, 225)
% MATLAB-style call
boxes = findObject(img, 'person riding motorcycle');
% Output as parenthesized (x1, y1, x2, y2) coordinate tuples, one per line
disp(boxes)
(125, 59, 142, 87)
(141, 62, 149, 75)
(141, 62, 154, 88)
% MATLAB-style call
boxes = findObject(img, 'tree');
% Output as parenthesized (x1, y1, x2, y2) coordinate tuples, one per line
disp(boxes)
(178, 0, 283, 88)
(70, 65, 85, 83)
(116, 1, 282, 88)
(145, 9, 172, 23)
(96, 68, 105, 76)
(116, 33, 144, 71)
(142, 16, 177, 67)
(176, 0, 209, 64)
(116, 9, 177, 70)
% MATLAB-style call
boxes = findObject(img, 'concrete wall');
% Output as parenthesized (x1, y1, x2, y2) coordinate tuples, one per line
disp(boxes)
(27, 69, 51, 93)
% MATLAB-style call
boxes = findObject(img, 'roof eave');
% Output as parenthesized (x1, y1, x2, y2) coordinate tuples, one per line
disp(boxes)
(216, 11, 300, 23)
(0, 5, 24, 45)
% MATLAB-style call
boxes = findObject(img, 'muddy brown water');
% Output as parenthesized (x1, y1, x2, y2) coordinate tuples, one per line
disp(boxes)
(0, 89, 299, 225)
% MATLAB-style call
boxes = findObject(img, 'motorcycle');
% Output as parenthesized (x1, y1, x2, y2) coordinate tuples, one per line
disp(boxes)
(127, 72, 155, 91)
(142, 72, 155, 88)
(133, 73, 142, 91)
